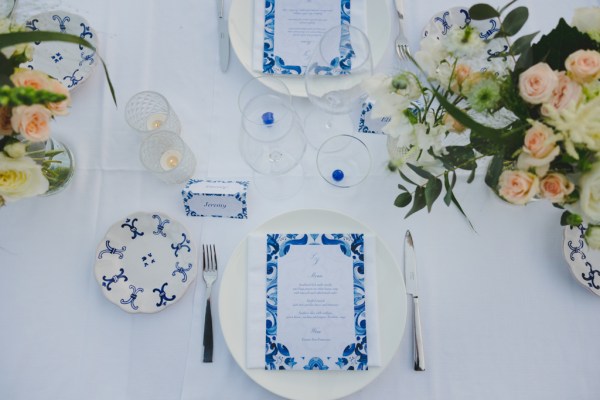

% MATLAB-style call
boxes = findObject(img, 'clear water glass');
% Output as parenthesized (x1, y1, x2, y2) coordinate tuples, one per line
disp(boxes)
(140, 131, 196, 184)
(317, 134, 371, 188)
(238, 76, 306, 176)
(125, 91, 181, 134)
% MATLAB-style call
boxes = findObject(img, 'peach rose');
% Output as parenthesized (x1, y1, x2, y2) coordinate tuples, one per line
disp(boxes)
(46, 79, 71, 116)
(443, 113, 466, 133)
(565, 50, 600, 83)
(539, 173, 574, 203)
(0, 106, 12, 135)
(541, 72, 582, 116)
(451, 63, 472, 92)
(10, 105, 52, 142)
(518, 63, 559, 104)
(516, 122, 560, 175)
(498, 169, 539, 205)
(10, 68, 51, 90)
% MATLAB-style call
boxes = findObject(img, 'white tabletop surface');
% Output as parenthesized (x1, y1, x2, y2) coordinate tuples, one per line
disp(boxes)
(1, 0, 600, 399)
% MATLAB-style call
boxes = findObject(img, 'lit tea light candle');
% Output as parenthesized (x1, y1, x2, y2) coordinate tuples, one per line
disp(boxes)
(146, 113, 167, 130)
(159, 149, 182, 171)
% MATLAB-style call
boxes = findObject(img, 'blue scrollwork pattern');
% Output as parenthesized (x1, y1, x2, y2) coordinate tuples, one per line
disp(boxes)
(63, 69, 83, 88)
(121, 218, 145, 239)
(171, 233, 191, 257)
(25, 19, 41, 44)
(98, 240, 126, 259)
(120, 285, 143, 311)
(480, 19, 499, 40)
(101, 268, 128, 291)
(52, 15, 71, 33)
(153, 282, 176, 307)
(434, 11, 452, 35)
(264, 232, 367, 370)
(79, 22, 93, 50)
(568, 225, 587, 261)
(171, 262, 193, 282)
(152, 214, 170, 237)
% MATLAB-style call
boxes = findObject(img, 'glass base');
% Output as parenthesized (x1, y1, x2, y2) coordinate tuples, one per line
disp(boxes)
(303, 110, 355, 149)
(252, 164, 304, 200)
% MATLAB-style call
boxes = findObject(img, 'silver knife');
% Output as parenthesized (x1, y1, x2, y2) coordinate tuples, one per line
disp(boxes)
(404, 230, 425, 371)
(217, 0, 230, 72)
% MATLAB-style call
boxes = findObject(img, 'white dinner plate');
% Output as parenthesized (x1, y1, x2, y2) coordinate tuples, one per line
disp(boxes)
(23, 11, 98, 90)
(219, 209, 407, 400)
(563, 225, 600, 296)
(229, 0, 391, 97)
(94, 211, 198, 313)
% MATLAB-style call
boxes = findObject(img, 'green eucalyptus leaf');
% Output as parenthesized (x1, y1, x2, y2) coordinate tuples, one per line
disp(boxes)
(468, 4, 499, 20)
(398, 183, 408, 192)
(560, 210, 583, 226)
(405, 186, 426, 218)
(502, 6, 529, 36)
(511, 31, 539, 55)
(467, 167, 477, 184)
(425, 178, 443, 212)
(394, 192, 412, 208)
(440, 145, 477, 170)
(451, 192, 475, 230)
(485, 154, 504, 189)
(407, 163, 435, 180)
(443, 173, 453, 206)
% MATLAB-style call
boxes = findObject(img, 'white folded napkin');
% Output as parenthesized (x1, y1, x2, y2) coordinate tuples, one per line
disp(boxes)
(252, 0, 368, 74)
(246, 233, 381, 369)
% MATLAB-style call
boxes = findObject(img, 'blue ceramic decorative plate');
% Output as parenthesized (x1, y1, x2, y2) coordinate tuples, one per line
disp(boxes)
(23, 11, 98, 90)
(94, 212, 198, 313)
(563, 225, 600, 296)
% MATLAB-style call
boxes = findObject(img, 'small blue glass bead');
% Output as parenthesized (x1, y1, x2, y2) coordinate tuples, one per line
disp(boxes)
(262, 112, 274, 125)
(332, 169, 344, 182)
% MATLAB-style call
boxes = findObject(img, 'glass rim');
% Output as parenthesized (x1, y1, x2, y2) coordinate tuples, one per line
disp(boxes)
(316, 134, 371, 188)
(238, 76, 292, 113)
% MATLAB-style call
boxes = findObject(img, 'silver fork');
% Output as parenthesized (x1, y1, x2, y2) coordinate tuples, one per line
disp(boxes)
(394, 0, 411, 61)
(202, 244, 218, 363)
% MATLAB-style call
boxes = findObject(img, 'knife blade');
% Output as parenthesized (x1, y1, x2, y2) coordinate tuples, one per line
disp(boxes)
(217, 0, 230, 72)
(404, 230, 425, 371)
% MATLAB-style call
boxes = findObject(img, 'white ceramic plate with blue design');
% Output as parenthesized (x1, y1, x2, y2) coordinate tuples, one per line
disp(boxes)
(229, 0, 391, 97)
(563, 225, 600, 296)
(422, 6, 509, 73)
(94, 212, 197, 313)
(219, 209, 407, 400)
(22, 11, 98, 90)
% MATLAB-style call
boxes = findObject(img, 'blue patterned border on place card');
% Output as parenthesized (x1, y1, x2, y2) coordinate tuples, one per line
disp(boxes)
(262, 0, 351, 75)
(264, 233, 368, 370)
(182, 179, 249, 219)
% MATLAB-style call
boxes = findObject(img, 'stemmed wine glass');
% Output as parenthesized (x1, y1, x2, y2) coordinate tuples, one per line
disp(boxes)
(304, 24, 373, 148)
(238, 76, 306, 199)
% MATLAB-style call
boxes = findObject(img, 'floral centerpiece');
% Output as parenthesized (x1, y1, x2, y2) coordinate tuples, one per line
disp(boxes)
(0, 18, 114, 206)
(367, 2, 600, 245)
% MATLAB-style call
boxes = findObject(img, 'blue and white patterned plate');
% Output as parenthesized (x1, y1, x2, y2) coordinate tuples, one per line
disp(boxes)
(94, 212, 198, 313)
(23, 11, 98, 90)
(563, 225, 600, 296)
(422, 7, 510, 73)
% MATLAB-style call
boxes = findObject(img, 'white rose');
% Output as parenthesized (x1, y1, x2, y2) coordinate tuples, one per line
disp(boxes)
(572, 7, 600, 42)
(579, 163, 600, 222)
(585, 225, 600, 249)
(0, 153, 49, 201)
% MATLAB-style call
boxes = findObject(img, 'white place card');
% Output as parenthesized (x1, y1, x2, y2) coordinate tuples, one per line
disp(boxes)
(247, 233, 381, 371)
(182, 179, 248, 219)
(252, 0, 367, 75)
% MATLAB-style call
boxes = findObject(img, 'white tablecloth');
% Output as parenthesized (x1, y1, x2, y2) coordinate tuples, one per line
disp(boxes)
(1, 0, 600, 399)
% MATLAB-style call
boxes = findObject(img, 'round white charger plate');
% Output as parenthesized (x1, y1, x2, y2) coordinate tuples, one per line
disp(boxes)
(563, 225, 600, 296)
(229, 0, 391, 97)
(22, 11, 98, 90)
(94, 211, 197, 313)
(219, 209, 407, 400)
